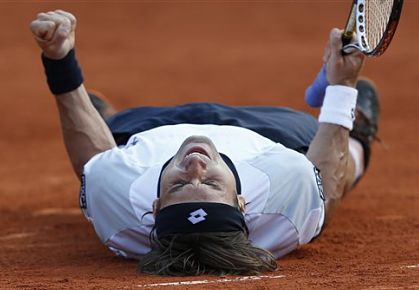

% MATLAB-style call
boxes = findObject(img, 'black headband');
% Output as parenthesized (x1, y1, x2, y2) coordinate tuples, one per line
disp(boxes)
(155, 202, 247, 239)
(156, 153, 241, 197)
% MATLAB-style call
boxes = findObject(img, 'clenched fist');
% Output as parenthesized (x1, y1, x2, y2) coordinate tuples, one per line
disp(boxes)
(30, 10, 76, 60)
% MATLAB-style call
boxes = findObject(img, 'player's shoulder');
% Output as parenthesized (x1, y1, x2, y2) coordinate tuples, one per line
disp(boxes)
(248, 143, 313, 174)
(248, 143, 323, 211)
(248, 144, 325, 244)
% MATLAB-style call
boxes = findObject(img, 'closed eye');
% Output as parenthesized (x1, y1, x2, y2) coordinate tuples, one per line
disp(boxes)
(169, 180, 188, 193)
(169, 179, 222, 193)
(203, 180, 222, 190)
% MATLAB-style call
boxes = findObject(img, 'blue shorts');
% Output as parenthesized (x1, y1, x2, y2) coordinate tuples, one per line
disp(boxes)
(107, 102, 318, 154)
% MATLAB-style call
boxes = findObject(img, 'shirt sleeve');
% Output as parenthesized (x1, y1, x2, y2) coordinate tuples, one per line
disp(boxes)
(251, 145, 325, 245)
(79, 147, 148, 243)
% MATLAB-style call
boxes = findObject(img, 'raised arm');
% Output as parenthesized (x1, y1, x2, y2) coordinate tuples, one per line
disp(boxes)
(306, 28, 364, 221)
(30, 10, 116, 179)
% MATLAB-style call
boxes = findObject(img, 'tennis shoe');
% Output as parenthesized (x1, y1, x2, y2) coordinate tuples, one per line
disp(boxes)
(350, 79, 380, 169)
(88, 89, 118, 120)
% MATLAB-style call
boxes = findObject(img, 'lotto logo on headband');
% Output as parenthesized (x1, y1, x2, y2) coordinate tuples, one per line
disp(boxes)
(188, 209, 207, 224)
(155, 203, 246, 238)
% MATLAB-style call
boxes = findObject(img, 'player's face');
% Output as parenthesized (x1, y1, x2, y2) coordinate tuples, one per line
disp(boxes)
(157, 136, 240, 209)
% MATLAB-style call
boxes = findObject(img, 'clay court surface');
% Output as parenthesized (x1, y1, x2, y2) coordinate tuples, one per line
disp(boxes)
(1, 1, 418, 289)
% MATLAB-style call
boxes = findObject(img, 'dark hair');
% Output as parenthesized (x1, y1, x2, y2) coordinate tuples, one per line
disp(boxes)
(138, 229, 277, 276)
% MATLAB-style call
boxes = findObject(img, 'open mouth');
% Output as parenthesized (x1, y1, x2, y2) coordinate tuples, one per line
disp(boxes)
(184, 146, 211, 160)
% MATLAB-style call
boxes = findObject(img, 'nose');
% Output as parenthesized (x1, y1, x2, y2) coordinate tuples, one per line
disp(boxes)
(184, 156, 207, 182)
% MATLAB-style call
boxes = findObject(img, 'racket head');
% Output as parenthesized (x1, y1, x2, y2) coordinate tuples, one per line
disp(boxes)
(350, 0, 404, 57)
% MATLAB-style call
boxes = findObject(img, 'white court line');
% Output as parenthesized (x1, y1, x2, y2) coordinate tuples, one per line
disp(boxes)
(369, 286, 419, 290)
(405, 264, 419, 269)
(137, 275, 285, 288)
(32, 208, 80, 216)
(0, 232, 35, 241)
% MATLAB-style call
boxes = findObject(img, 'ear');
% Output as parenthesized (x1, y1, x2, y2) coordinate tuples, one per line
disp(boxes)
(237, 196, 246, 213)
(152, 198, 161, 217)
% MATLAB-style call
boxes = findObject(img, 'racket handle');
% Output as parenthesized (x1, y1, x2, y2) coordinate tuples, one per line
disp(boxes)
(304, 64, 329, 107)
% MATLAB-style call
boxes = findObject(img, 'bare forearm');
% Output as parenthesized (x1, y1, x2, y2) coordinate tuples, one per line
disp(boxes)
(55, 85, 116, 178)
(306, 123, 350, 217)
(305, 28, 364, 221)
(30, 11, 117, 178)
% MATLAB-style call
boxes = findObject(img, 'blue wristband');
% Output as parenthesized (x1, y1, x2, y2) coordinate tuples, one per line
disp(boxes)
(305, 64, 329, 108)
(41, 49, 84, 95)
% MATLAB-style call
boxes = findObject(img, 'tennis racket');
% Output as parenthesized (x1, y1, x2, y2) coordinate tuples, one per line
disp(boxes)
(305, 0, 404, 107)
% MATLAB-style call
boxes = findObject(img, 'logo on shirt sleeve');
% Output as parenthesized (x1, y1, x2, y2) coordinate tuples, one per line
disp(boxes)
(313, 167, 325, 201)
(125, 136, 139, 148)
(79, 174, 87, 209)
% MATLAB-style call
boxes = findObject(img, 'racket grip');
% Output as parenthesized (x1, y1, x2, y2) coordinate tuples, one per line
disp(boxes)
(304, 64, 329, 107)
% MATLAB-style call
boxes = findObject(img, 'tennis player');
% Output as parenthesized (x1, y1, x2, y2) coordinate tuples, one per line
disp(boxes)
(30, 10, 379, 275)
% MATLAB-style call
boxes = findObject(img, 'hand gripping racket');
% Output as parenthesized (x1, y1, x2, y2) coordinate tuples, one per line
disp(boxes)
(305, 0, 404, 107)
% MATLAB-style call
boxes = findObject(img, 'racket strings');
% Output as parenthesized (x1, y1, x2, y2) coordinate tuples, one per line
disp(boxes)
(365, 0, 394, 50)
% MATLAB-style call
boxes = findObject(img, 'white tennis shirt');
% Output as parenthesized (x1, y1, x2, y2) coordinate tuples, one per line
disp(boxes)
(81, 124, 325, 259)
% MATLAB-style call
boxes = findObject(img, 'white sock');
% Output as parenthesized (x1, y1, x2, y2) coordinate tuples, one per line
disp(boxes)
(349, 138, 365, 181)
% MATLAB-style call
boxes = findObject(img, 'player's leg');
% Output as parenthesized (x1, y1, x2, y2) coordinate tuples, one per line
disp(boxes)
(104, 103, 320, 147)
(343, 79, 380, 194)
(89, 78, 378, 162)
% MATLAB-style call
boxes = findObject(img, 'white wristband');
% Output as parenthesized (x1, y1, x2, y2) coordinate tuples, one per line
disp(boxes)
(318, 85, 358, 130)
